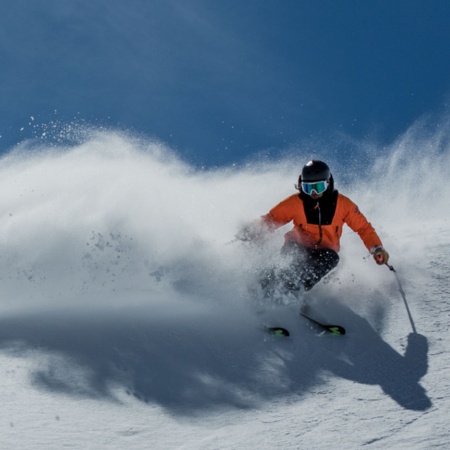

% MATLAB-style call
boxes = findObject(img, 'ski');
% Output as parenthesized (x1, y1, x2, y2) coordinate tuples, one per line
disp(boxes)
(299, 312, 346, 335)
(263, 314, 345, 337)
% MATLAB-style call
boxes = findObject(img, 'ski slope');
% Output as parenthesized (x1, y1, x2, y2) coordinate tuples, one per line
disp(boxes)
(0, 124, 449, 449)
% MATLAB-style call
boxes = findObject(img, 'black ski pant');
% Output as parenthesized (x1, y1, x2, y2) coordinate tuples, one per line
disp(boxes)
(280, 240, 340, 291)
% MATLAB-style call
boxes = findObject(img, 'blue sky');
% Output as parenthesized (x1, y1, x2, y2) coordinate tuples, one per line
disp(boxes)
(1, 0, 449, 166)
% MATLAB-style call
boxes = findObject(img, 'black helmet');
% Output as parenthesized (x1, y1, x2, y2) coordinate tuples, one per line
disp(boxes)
(297, 160, 334, 194)
(300, 160, 331, 182)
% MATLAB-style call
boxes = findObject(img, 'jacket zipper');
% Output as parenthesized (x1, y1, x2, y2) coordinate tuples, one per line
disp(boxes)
(315, 202, 323, 247)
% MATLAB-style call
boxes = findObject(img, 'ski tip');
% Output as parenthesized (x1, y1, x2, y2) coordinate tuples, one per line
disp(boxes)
(327, 325, 346, 335)
(265, 326, 290, 337)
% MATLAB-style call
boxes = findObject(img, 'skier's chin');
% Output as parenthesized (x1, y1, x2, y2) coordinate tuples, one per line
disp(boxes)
(310, 193, 323, 200)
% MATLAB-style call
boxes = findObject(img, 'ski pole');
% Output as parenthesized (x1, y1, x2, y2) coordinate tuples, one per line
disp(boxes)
(385, 263, 417, 334)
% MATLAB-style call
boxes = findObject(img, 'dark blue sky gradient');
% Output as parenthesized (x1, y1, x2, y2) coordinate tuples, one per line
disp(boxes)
(1, 0, 449, 166)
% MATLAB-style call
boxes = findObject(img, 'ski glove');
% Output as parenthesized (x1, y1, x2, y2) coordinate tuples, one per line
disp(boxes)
(371, 246, 389, 265)
(236, 221, 267, 243)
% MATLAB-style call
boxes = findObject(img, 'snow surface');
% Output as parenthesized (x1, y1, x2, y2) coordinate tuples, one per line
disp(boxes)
(0, 124, 449, 449)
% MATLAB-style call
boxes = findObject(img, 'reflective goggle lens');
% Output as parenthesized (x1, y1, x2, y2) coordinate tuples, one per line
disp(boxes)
(301, 180, 328, 195)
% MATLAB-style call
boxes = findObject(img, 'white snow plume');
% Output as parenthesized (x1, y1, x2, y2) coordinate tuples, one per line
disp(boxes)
(0, 132, 259, 310)
(0, 121, 449, 326)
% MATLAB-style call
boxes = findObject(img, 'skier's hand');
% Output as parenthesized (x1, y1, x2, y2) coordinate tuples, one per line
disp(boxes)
(371, 246, 389, 265)
(236, 221, 267, 243)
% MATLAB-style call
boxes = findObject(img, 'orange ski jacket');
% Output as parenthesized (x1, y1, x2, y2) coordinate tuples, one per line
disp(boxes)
(261, 192, 383, 253)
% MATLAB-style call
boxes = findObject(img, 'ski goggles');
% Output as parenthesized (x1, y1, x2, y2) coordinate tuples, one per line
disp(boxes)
(301, 180, 329, 195)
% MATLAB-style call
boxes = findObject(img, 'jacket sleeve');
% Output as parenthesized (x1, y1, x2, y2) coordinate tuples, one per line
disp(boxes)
(261, 194, 299, 229)
(341, 195, 383, 251)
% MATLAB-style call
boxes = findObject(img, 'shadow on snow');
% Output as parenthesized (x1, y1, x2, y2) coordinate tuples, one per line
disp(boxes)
(0, 299, 431, 415)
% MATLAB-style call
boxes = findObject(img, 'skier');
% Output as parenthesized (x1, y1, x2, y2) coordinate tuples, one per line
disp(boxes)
(239, 160, 389, 300)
